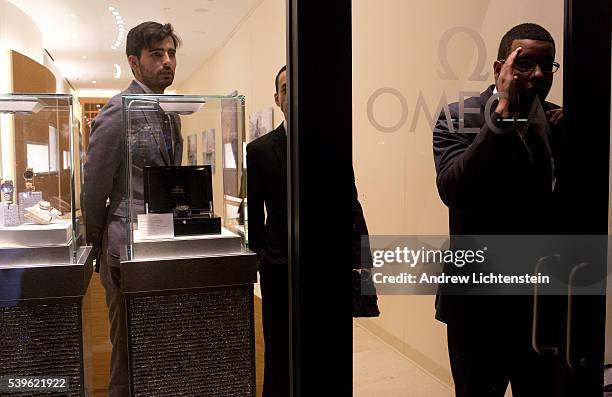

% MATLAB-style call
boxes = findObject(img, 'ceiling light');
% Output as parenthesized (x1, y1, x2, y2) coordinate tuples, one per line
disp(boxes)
(82, 55, 87, 59)
(114, 64, 122, 79)
(116, 15, 122, 20)
(111, 46, 117, 50)
(92, 81, 97, 84)
(112, 11, 119, 15)
(108, 6, 115, 11)
(116, 20, 123, 25)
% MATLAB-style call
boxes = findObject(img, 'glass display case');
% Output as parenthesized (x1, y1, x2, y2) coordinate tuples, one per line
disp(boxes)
(122, 94, 247, 261)
(0, 93, 86, 265)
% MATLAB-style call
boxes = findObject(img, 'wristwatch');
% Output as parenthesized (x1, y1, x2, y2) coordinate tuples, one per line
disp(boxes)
(23, 168, 34, 192)
(1, 179, 14, 204)
(173, 204, 191, 218)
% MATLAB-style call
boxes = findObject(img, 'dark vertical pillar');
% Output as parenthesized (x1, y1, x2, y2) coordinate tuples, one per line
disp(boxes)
(287, 0, 353, 396)
(562, 0, 610, 395)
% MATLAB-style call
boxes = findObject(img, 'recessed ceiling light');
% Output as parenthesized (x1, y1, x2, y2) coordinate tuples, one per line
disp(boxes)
(116, 15, 122, 20)
(116, 20, 123, 24)
(92, 80, 97, 84)
(112, 11, 119, 15)
(82, 55, 87, 59)
(108, 6, 115, 11)
(111, 46, 117, 50)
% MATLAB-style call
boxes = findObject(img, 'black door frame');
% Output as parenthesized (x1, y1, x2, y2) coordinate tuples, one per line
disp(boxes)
(287, 1, 611, 395)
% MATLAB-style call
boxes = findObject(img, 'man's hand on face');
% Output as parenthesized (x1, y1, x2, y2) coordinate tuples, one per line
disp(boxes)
(495, 47, 523, 116)
(546, 108, 563, 125)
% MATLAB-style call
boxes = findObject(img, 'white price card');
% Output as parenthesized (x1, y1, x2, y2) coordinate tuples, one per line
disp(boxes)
(137, 213, 174, 239)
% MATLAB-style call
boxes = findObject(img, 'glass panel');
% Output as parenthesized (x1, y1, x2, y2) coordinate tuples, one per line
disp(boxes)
(122, 94, 247, 261)
(0, 93, 81, 263)
(352, 1, 564, 394)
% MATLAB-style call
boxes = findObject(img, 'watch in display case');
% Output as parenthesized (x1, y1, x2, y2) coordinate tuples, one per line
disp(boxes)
(1, 179, 14, 204)
(23, 200, 62, 225)
(23, 168, 34, 191)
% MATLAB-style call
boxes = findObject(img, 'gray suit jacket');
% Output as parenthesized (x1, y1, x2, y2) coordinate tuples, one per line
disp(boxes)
(84, 81, 182, 264)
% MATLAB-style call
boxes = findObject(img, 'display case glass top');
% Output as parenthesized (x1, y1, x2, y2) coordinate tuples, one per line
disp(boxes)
(122, 94, 247, 261)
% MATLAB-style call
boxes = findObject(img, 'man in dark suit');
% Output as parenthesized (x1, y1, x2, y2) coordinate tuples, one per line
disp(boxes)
(433, 23, 563, 396)
(248, 65, 376, 396)
(246, 65, 290, 397)
(83, 22, 182, 397)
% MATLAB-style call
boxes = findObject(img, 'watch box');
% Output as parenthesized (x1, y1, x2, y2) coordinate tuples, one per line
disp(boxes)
(143, 165, 221, 236)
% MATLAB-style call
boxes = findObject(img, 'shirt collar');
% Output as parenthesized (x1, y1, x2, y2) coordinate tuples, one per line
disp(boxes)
(134, 79, 156, 94)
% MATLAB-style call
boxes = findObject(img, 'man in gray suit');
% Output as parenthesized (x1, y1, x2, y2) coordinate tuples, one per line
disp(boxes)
(83, 21, 182, 397)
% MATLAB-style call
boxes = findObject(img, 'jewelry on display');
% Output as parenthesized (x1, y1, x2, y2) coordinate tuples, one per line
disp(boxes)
(23, 167, 35, 192)
(173, 204, 191, 218)
(24, 200, 62, 225)
(1, 179, 14, 204)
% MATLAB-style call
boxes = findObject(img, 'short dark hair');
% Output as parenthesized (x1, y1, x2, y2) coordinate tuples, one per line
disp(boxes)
(497, 23, 555, 60)
(126, 21, 182, 58)
(275, 65, 287, 93)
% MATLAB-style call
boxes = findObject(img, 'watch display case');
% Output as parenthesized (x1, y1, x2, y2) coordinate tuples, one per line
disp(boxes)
(0, 93, 85, 265)
(0, 94, 92, 396)
(122, 94, 248, 261)
(121, 94, 256, 396)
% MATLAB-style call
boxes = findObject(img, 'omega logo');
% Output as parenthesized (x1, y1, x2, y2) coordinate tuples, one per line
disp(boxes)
(367, 27, 491, 134)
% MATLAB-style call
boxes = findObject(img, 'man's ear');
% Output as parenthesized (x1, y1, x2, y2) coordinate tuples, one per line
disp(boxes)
(128, 55, 140, 75)
(493, 60, 502, 81)
(274, 92, 280, 107)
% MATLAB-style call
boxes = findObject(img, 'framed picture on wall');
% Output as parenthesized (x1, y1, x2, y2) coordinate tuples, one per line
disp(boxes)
(187, 134, 197, 166)
(248, 107, 274, 142)
(202, 128, 215, 173)
(26, 142, 50, 173)
(221, 91, 239, 197)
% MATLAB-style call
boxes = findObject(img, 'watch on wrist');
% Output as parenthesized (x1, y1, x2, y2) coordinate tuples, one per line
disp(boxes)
(1, 179, 14, 204)
(23, 168, 34, 191)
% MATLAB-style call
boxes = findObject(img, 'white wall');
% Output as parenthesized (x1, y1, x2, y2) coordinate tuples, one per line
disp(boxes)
(0, 0, 44, 65)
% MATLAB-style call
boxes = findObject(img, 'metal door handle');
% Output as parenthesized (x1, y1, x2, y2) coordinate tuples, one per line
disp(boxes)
(532, 254, 561, 355)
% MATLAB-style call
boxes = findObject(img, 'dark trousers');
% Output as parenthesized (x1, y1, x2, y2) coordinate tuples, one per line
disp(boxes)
(100, 233, 129, 397)
(259, 261, 290, 397)
(447, 320, 559, 397)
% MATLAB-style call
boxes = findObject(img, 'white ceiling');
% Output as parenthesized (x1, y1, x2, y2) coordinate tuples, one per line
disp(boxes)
(9, 0, 261, 95)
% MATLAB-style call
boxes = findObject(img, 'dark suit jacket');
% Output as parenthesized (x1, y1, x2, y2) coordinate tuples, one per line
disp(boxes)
(433, 85, 562, 323)
(84, 81, 182, 263)
(247, 123, 373, 269)
(246, 124, 288, 265)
